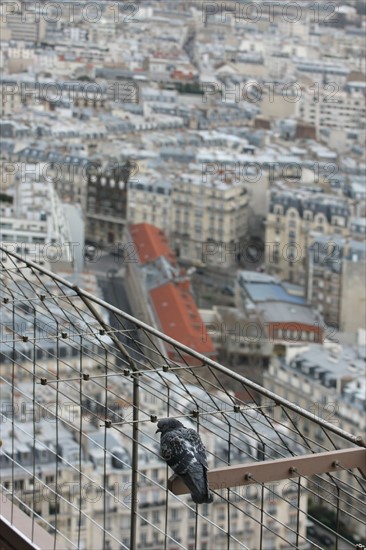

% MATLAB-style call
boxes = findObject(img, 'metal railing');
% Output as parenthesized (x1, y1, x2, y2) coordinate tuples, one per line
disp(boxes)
(0, 245, 365, 550)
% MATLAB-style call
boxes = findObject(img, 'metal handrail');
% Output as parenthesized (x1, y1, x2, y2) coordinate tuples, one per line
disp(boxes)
(1, 244, 365, 449)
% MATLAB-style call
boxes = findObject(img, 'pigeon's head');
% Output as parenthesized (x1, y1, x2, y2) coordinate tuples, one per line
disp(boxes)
(156, 418, 184, 435)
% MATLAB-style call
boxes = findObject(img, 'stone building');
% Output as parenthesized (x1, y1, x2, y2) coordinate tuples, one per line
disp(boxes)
(265, 190, 349, 285)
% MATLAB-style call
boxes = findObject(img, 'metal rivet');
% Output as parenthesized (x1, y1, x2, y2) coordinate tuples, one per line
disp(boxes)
(191, 410, 199, 418)
(99, 329, 105, 335)
(22, 336, 29, 342)
(233, 405, 240, 413)
(61, 332, 67, 339)
(83, 373, 90, 381)
(150, 415, 157, 423)
(105, 420, 112, 428)
(40, 378, 47, 386)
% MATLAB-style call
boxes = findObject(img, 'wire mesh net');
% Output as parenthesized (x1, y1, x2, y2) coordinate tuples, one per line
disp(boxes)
(0, 246, 365, 550)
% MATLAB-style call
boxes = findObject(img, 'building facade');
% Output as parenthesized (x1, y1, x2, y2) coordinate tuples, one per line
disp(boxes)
(171, 173, 249, 268)
(307, 234, 366, 333)
(265, 190, 349, 285)
(264, 345, 366, 539)
(296, 88, 366, 134)
(85, 163, 128, 247)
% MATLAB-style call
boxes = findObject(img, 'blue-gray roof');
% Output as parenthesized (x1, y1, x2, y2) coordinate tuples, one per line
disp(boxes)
(245, 283, 306, 305)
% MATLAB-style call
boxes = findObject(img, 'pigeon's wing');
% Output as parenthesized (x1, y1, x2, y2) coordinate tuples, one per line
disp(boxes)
(180, 429, 213, 504)
(160, 430, 196, 475)
(183, 428, 209, 470)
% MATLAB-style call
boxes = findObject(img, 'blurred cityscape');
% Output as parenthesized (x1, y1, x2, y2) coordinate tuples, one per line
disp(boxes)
(0, 1, 365, 549)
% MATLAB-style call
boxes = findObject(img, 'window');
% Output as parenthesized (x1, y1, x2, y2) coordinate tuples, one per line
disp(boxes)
(80, 515, 86, 528)
(152, 510, 160, 524)
(121, 516, 130, 529)
(170, 508, 180, 521)
(49, 502, 60, 515)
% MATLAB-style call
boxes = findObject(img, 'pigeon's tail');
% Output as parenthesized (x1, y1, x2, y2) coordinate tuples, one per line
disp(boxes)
(191, 491, 214, 504)
(181, 468, 214, 504)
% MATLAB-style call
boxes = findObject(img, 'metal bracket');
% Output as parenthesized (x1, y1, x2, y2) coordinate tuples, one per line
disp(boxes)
(168, 447, 366, 495)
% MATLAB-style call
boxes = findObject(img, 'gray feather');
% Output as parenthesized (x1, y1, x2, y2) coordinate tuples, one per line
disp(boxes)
(157, 418, 213, 504)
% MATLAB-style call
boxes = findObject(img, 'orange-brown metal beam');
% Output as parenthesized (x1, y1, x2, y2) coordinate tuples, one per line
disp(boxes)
(168, 447, 366, 495)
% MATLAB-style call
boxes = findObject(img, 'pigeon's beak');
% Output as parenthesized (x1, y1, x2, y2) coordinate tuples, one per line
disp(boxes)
(156, 428, 161, 434)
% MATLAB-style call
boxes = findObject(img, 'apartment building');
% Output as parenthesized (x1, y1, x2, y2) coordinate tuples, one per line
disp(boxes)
(0, 179, 83, 269)
(0, 74, 109, 112)
(264, 344, 366, 539)
(171, 173, 249, 268)
(85, 163, 128, 247)
(350, 217, 366, 240)
(265, 190, 350, 285)
(296, 88, 366, 135)
(12, 146, 92, 206)
(2, 3, 46, 43)
(0, 76, 23, 116)
(307, 233, 366, 333)
(339, 247, 366, 335)
(127, 174, 172, 235)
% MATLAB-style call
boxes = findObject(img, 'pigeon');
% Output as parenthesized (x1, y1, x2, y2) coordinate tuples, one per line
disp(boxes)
(156, 418, 213, 504)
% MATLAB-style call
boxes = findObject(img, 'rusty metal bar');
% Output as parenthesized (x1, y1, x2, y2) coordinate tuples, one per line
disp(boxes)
(168, 447, 366, 495)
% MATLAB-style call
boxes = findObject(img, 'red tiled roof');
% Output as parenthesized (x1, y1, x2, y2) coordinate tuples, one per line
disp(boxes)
(149, 281, 216, 357)
(128, 223, 176, 265)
